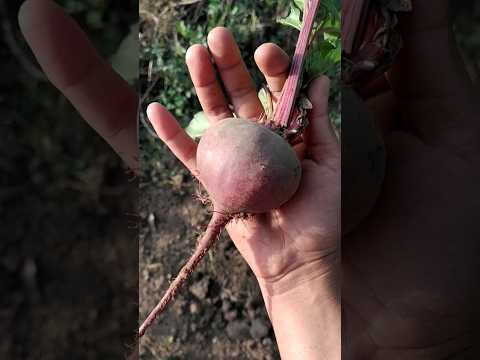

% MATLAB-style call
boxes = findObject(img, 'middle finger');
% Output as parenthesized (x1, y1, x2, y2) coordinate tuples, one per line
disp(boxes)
(254, 42, 290, 100)
(207, 27, 263, 120)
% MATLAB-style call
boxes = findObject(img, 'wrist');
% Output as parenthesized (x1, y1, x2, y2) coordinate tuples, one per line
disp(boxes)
(257, 253, 340, 359)
(257, 250, 339, 298)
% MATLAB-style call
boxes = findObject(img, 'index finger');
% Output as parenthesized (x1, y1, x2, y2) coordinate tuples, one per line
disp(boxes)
(18, 0, 138, 170)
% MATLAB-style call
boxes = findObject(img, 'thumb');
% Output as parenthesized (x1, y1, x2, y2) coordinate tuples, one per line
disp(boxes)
(304, 76, 338, 162)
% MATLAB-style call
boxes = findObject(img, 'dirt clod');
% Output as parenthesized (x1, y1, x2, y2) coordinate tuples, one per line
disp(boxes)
(226, 320, 250, 341)
(250, 319, 270, 339)
(189, 277, 210, 300)
(189, 301, 200, 315)
(224, 309, 238, 322)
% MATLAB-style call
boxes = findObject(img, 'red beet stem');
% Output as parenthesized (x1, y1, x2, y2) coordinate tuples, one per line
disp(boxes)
(341, 0, 366, 55)
(138, 212, 231, 337)
(273, 0, 321, 128)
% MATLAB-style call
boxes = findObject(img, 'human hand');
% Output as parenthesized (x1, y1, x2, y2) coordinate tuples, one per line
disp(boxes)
(18, 0, 138, 171)
(147, 27, 340, 295)
(147, 25, 340, 359)
(343, 0, 480, 358)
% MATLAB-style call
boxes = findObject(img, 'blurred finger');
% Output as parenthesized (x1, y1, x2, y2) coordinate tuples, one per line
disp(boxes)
(387, 8, 476, 146)
(254, 43, 290, 98)
(147, 103, 198, 175)
(304, 76, 338, 162)
(207, 27, 263, 120)
(186, 44, 232, 123)
(365, 90, 399, 140)
(18, 0, 138, 170)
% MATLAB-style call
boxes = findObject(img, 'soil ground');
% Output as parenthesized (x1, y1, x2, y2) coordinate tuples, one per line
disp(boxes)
(139, 145, 280, 360)
(0, 1, 138, 358)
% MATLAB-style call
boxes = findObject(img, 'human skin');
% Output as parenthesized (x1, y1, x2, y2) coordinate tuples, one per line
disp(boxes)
(19, 1, 341, 358)
(18, 0, 138, 171)
(343, 1, 480, 358)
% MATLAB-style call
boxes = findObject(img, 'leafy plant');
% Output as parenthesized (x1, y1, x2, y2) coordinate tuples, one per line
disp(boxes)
(185, 0, 341, 139)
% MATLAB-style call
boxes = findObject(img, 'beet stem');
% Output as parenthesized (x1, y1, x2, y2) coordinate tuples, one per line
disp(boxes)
(138, 211, 231, 337)
(341, 0, 366, 55)
(273, 0, 321, 128)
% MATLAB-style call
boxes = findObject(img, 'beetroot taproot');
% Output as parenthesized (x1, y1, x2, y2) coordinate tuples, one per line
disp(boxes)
(197, 118, 301, 214)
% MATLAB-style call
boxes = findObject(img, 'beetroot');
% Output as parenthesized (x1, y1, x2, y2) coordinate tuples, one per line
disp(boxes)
(197, 118, 301, 214)
(139, 119, 301, 337)
(139, 0, 320, 338)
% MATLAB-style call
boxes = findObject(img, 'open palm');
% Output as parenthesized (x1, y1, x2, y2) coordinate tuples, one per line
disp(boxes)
(343, 1, 480, 358)
(147, 27, 340, 292)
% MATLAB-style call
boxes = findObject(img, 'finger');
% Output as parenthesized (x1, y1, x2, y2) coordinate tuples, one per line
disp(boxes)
(304, 76, 338, 163)
(254, 43, 290, 99)
(387, 10, 476, 146)
(18, 0, 138, 170)
(146, 103, 197, 175)
(207, 27, 263, 120)
(365, 90, 399, 140)
(186, 44, 232, 123)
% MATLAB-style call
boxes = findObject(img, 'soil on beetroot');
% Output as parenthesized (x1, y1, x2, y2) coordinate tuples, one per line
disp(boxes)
(139, 145, 279, 360)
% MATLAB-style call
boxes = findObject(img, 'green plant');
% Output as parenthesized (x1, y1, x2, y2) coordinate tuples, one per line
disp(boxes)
(185, 0, 341, 139)
(139, 1, 296, 176)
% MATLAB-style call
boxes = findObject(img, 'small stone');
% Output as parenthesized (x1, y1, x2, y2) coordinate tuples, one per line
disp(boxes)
(189, 302, 200, 315)
(211, 296, 221, 305)
(198, 306, 216, 328)
(153, 275, 165, 290)
(224, 309, 238, 322)
(142, 268, 149, 281)
(250, 318, 269, 339)
(246, 339, 257, 350)
(147, 213, 156, 232)
(171, 173, 184, 189)
(247, 308, 257, 319)
(221, 299, 232, 313)
(195, 332, 204, 342)
(172, 297, 186, 317)
(230, 349, 240, 357)
(262, 337, 273, 347)
(189, 277, 210, 300)
(180, 327, 188, 341)
(226, 320, 250, 340)
(246, 297, 255, 310)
